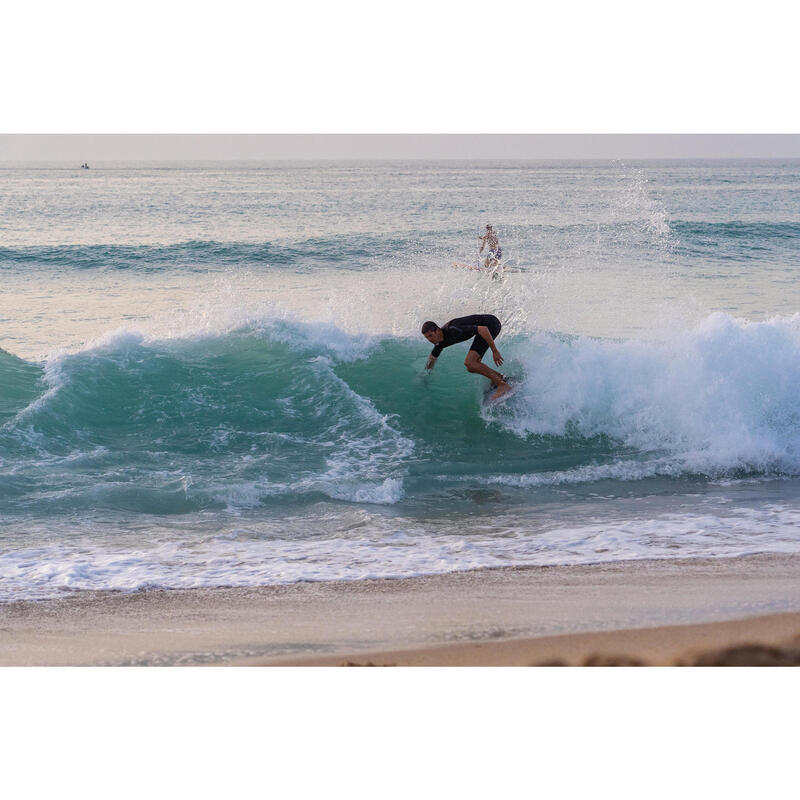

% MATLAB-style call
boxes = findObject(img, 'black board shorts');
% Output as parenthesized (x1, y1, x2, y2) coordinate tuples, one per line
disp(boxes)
(468, 315, 501, 357)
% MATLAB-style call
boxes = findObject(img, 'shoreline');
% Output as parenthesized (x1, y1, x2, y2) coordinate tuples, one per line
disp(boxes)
(2, 553, 800, 666)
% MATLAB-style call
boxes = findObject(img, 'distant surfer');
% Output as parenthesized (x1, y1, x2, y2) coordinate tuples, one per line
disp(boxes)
(452, 224, 507, 278)
(422, 314, 512, 400)
(479, 224, 502, 268)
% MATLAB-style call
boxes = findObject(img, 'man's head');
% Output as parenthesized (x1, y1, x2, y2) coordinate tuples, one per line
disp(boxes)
(421, 321, 443, 344)
(486, 224, 493, 231)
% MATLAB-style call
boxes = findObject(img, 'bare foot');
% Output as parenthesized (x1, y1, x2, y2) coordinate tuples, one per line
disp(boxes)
(491, 382, 513, 401)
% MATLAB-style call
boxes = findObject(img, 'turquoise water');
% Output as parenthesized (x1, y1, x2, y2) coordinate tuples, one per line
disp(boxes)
(2, 160, 800, 600)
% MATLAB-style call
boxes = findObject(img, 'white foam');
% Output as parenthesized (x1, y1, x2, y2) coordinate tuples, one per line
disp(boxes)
(499, 312, 800, 477)
(3, 502, 800, 602)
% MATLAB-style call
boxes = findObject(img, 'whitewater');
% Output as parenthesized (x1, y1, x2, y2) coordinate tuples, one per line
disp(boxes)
(2, 159, 800, 601)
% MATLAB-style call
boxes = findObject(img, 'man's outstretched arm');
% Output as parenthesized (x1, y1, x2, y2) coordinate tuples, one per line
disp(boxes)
(426, 354, 438, 370)
(477, 326, 504, 366)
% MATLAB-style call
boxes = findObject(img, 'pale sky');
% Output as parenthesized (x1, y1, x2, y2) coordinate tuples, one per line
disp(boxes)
(2, 134, 800, 161)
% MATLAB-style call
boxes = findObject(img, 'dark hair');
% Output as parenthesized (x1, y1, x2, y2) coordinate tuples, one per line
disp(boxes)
(421, 321, 439, 334)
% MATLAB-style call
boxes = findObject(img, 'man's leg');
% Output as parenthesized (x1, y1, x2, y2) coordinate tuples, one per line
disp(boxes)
(464, 350, 507, 387)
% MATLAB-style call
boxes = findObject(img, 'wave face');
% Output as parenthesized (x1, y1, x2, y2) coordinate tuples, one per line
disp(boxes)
(0, 348, 42, 425)
(3, 312, 800, 519)
(0, 320, 411, 514)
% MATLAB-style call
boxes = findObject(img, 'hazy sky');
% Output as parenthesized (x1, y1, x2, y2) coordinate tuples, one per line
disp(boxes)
(3, 134, 800, 161)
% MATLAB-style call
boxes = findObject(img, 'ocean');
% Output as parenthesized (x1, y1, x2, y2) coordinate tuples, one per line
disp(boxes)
(2, 159, 800, 602)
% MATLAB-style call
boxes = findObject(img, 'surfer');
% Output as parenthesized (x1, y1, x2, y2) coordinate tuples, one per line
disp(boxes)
(451, 224, 516, 278)
(422, 314, 512, 400)
(479, 224, 502, 268)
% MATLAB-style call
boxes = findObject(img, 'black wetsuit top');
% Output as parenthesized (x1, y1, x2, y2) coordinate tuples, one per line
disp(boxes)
(430, 314, 502, 359)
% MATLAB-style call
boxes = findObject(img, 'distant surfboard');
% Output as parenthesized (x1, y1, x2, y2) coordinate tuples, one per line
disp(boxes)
(452, 261, 521, 278)
(452, 261, 481, 271)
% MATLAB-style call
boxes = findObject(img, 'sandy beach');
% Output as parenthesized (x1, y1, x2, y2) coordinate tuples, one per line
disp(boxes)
(2, 553, 800, 666)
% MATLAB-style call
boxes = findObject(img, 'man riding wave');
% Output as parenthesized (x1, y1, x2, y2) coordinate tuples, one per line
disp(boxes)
(421, 313, 512, 400)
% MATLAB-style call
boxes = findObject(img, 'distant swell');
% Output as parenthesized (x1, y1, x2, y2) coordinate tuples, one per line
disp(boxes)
(672, 220, 800, 239)
(671, 220, 800, 260)
(0, 236, 417, 272)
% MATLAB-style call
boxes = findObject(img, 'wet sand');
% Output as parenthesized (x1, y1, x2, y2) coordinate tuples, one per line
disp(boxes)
(281, 611, 800, 666)
(2, 553, 800, 666)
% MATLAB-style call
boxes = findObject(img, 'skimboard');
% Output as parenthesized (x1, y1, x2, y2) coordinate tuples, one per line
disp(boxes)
(452, 261, 515, 279)
(483, 378, 518, 407)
